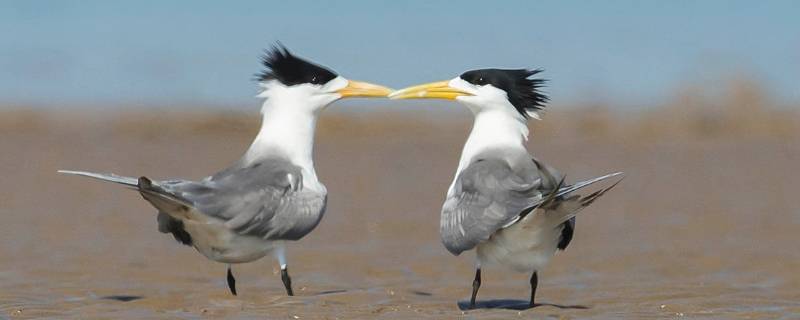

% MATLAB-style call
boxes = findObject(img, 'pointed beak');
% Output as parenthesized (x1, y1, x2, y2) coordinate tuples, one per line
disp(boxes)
(388, 80, 473, 100)
(337, 80, 393, 98)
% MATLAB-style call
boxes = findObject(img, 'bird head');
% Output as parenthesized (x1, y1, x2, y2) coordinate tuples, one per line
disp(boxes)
(256, 45, 392, 113)
(390, 69, 548, 120)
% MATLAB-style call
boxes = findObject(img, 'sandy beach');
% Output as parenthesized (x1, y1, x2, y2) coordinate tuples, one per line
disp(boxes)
(1, 108, 799, 319)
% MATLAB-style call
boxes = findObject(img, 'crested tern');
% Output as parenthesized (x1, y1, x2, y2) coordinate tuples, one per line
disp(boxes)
(59, 45, 392, 296)
(390, 68, 622, 308)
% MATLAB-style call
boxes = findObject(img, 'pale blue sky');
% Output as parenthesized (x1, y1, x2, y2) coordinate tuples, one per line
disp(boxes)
(1, 1, 798, 109)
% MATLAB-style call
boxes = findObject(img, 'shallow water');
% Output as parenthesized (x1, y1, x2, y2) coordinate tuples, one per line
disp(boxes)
(1, 112, 799, 319)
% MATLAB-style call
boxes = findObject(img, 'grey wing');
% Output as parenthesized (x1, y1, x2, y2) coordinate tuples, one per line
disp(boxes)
(157, 159, 327, 241)
(441, 158, 560, 255)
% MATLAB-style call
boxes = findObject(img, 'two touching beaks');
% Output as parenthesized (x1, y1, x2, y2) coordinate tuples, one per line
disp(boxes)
(259, 44, 548, 120)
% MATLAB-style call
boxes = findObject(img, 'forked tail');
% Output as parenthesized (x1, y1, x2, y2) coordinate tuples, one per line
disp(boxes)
(59, 170, 194, 213)
(539, 172, 624, 226)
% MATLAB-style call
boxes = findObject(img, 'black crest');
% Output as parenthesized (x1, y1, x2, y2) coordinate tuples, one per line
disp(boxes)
(256, 44, 338, 86)
(459, 69, 548, 118)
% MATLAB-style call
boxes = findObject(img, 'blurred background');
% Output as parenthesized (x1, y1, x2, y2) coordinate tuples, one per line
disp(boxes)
(1, 1, 799, 318)
(2, 0, 798, 109)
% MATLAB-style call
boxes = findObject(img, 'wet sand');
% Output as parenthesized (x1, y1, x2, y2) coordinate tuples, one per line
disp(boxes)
(1, 110, 799, 319)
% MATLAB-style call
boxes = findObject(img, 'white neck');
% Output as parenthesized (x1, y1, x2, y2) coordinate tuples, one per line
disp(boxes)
(244, 97, 322, 188)
(449, 109, 530, 194)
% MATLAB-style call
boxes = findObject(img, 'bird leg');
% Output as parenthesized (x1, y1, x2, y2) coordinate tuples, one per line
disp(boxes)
(470, 268, 481, 308)
(227, 265, 237, 296)
(529, 271, 538, 307)
(281, 266, 294, 296)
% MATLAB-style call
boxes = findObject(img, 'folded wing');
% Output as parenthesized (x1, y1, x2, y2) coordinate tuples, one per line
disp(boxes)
(152, 158, 327, 241)
(441, 158, 561, 255)
(441, 156, 622, 255)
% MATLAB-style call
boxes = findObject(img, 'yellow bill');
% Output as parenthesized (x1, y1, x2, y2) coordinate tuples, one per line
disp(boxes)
(337, 80, 394, 98)
(389, 80, 473, 100)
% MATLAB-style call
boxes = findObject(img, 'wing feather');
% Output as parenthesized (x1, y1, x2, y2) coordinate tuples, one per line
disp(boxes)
(152, 158, 327, 241)
(441, 155, 622, 255)
(441, 158, 553, 255)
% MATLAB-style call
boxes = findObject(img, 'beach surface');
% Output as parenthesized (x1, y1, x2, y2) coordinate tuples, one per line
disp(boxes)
(1, 109, 798, 319)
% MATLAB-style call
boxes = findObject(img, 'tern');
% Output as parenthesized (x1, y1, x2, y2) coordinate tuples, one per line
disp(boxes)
(59, 45, 392, 296)
(390, 69, 622, 308)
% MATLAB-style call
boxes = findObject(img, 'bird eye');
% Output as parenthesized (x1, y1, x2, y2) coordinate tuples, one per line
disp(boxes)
(311, 76, 318, 83)
(477, 77, 485, 84)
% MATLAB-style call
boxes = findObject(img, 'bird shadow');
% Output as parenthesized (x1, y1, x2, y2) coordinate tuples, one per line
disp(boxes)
(457, 299, 589, 311)
(314, 289, 348, 296)
(100, 295, 143, 302)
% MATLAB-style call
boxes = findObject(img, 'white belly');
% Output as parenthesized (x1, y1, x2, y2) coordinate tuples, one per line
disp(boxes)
(475, 208, 564, 273)
(182, 219, 278, 264)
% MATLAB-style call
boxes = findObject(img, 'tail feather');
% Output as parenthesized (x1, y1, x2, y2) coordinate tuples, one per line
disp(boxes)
(137, 177, 191, 216)
(554, 172, 624, 200)
(59, 170, 192, 215)
(545, 172, 624, 226)
(137, 176, 206, 223)
(60, 170, 199, 246)
(58, 170, 139, 188)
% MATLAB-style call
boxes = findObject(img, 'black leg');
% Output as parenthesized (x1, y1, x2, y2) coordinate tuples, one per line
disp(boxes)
(281, 267, 294, 296)
(529, 271, 538, 307)
(470, 268, 481, 308)
(227, 265, 237, 296)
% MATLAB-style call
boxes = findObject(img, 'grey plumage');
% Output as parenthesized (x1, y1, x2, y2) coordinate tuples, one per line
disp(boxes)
(441, 150, 622, 256)
(58, 156, 327, 245)
(154, 158, 326, 241)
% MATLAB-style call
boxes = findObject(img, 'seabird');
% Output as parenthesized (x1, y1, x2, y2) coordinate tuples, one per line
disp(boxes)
(390, 69, 622, 308)
(59, 45, 392, 296)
